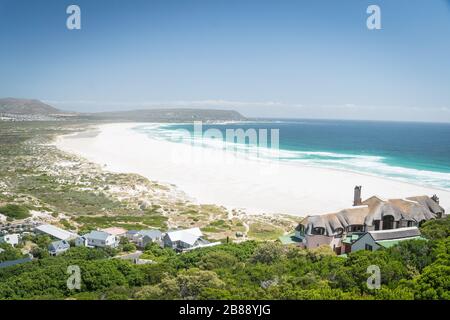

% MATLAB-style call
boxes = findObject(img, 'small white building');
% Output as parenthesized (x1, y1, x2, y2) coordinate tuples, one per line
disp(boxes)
(0, 234, 20, 247)
(76, 230, 119, 248)
(163, 227, 218, 251)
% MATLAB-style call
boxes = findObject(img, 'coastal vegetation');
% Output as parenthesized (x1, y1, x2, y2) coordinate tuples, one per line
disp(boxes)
(0, 217, 448, 299)
(0, 204, 30, 221)
(0, 121, 296, 244)
(1, 120, 448, 300)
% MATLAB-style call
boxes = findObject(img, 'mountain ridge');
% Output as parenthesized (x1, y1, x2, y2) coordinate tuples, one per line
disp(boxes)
(0, 98, 62, 115)
(0, 98, 247, 122)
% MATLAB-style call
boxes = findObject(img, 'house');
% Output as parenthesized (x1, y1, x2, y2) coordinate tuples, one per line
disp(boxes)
(351, 227, 423, 252)
(0, 234, 20, 247)
(163, 227, 216, 251)
(0, 248, 5, 254)
(35, 224, 78, 241)
(75, 230, 119, 248)
(125, 230, 140, 240)
(100, 227, 127, 237)
(48, 240, 71, 256)
(294, 187, 444, 254)
(126, 229, 163, 248)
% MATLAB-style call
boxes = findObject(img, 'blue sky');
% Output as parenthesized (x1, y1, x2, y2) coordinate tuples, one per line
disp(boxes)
(1, 0, 450, 121)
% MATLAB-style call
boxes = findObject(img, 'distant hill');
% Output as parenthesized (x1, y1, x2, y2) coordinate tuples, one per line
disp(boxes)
(80, 108, 247, 122)
(0, 98, 62, 115)
(0, 98, 246, 122)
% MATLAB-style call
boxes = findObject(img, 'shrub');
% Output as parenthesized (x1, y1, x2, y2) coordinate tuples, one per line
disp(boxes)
(0, 204, 30, 220)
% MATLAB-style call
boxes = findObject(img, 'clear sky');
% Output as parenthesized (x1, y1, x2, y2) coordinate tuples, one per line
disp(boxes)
(1, 0, 450, 122)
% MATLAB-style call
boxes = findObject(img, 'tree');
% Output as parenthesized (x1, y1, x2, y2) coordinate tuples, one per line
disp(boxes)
(199, 251, 238, 270)
(30, 246, 49, 259)
(414, 264, 450, 299)
(250, 242, 285, 264)
(387, 239, 433, 273)
(0, 243, 24, 262)
(176, 268, 225, 299)
(122, 243, 136, 252)
(420, 216, 450, 240)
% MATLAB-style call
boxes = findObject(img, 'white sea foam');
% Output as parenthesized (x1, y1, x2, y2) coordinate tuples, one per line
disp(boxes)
(140, 124, 450, 191)
(55, 123, 450, 216)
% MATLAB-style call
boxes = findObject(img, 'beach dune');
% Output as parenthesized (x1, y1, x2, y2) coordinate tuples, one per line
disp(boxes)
(55, 123, 450, 216)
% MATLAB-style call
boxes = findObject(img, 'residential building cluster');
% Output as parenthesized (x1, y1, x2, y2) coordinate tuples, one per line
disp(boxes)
(1, 221, 221, 263)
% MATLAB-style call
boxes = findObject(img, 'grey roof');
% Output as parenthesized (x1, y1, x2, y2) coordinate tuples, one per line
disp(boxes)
(369, 227, 421, 241)
(126, 230, 139, 236)
(166, 228, 203, 245)
(0, 257, 32, 269)
(48, 240, 70, 252)
(83, 230, 112, 241)
(137, 229, 162, 239)
(35, 224, 78, 240)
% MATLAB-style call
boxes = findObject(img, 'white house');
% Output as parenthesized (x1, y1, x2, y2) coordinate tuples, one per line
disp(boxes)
(0, 234, 20, 247)
(351, 227, 423, 252)
(163, 227, 218, 251)
(76, 230, 119, 248)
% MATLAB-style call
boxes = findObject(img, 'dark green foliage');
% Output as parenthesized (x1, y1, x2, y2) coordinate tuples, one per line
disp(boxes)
(0, 217, 449, 300)
(420, 216, 450, 240)
(0, 204, 30, 220)
(122, 243, 137, 252)
(0, 243, 25, 262)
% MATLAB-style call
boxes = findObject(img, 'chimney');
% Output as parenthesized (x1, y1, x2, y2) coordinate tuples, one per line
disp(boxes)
(353, 186, 362, 206)
(431, 194, 440, 204)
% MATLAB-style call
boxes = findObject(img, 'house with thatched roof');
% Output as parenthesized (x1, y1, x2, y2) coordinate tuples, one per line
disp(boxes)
(293, 187, 444, 254)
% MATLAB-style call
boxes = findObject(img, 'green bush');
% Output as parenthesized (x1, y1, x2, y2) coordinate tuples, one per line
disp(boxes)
(0, 204, 30, 220)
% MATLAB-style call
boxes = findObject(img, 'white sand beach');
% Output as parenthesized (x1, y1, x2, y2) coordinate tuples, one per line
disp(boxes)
(54, 123, 450, 216)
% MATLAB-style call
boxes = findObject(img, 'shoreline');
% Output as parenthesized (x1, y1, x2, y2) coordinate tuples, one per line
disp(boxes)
(54, 122, 450, 216)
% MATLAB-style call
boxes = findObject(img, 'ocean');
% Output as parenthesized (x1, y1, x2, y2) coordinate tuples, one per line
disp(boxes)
(134, 119, 450, 191)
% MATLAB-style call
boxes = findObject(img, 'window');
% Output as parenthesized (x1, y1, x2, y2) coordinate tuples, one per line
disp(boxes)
(382, 215, 395, 230)
(312, 227, 325, 235)
(374, 220, 380, 231)
(348, 225, 364, 232)
(365, 244, 373, 251)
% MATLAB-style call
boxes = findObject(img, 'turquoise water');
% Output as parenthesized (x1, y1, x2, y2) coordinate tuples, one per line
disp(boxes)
(134, 119, 450, 191)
